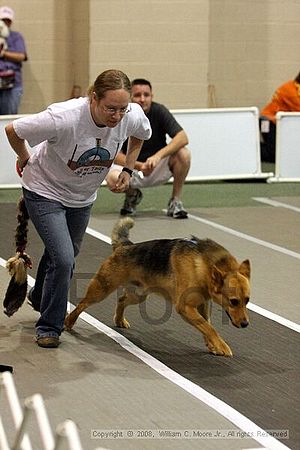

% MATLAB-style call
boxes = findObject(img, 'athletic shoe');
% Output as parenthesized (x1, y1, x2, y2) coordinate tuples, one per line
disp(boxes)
(120, 189, 143, 216)
(36, 336, 60, 348)
(167, 198, 188, 219)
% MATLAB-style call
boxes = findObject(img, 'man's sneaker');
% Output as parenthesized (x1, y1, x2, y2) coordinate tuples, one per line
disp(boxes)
(167, 198, 188, 219)
(120, 189, 143, 216)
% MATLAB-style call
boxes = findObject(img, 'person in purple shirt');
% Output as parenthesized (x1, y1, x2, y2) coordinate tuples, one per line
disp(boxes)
(0, 6, 27, 114)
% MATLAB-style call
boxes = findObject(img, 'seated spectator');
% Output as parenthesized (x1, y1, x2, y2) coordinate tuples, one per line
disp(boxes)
(260, 71, 300, 162)
(106, 78, 191, 218)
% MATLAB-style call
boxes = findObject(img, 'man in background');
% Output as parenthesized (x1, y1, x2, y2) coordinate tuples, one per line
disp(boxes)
(106, 78, 191, 218)
(260, 70, 300, 162)
(0, 6, 27, 114)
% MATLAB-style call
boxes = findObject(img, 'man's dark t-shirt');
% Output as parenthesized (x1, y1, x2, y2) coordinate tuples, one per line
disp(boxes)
(122, 101, 182, 162)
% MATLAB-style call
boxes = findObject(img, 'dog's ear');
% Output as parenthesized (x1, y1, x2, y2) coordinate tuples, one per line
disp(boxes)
(211, 265, 225, 290)
(239, 259, 251, 279)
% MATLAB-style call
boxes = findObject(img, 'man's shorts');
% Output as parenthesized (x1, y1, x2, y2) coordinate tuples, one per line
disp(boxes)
(110, 156, 172, 189)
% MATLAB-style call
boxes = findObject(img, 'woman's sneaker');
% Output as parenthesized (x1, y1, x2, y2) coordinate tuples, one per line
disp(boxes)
(167, 198, 188, 219)
(35, 336, 60, 348)
(120, 189, 143, 216)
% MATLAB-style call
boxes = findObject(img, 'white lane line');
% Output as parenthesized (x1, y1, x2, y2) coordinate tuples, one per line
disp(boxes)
(86, 226, 111, 244)
(253, 197, 300, 213)
(68, 305, 290, 450)
(0, 257, 7, 267)
(248, 303, 300, 333)
(184, 212, 300, 260)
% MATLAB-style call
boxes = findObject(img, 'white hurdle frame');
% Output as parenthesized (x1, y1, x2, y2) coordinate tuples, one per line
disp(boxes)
(0, 371, 105, 450)
(268, 112, 300, 183)
(0, 108, 272, 188)
(0, 371, 32, 450)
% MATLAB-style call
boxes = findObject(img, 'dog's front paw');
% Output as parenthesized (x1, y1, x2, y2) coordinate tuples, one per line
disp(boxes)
(113, 315, 131, 329)
(207, 338, 233, 357)
(64, 313, 75, 331)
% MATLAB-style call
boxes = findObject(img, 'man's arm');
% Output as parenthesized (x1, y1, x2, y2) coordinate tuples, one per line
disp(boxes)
(114, 129, 188, 174)
(1, 31, 27, 61)
(154, 129, 188, 160)
(144, 129, 188, 171)
(0, 50, 26, 62)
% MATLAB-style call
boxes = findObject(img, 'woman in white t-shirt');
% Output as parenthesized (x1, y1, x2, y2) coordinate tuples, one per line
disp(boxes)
(5, 69, 151, 348)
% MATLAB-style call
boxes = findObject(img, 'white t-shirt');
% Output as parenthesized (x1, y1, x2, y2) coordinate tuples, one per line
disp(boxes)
(13, 97, 151, 207)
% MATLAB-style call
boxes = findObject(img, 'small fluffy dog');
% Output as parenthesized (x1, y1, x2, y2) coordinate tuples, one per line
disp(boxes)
(65, 218, 251, 356)
(0, 19, 9, 53)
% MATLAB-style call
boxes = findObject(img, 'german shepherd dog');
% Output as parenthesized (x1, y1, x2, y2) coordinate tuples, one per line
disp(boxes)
(65, 218, 251, 356)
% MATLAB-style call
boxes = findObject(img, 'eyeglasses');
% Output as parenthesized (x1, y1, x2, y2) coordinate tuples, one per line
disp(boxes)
(102, 105, 131, 115)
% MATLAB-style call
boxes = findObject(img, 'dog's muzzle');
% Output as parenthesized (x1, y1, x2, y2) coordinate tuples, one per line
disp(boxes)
(226, 311, 249, 328)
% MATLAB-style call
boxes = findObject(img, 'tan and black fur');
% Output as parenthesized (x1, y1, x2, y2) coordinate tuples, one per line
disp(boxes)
(65, 218, 251, 356)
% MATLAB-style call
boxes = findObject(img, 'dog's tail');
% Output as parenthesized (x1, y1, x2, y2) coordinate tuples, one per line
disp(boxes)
(111, 217, 134, 250)
(3, 197, 32, 317)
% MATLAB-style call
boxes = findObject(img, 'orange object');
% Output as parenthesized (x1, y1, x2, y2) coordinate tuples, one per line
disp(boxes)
(261, 80, 300, 123)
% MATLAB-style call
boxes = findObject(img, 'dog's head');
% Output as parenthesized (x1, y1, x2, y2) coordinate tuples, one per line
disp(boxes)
(210, 260, 250, 328)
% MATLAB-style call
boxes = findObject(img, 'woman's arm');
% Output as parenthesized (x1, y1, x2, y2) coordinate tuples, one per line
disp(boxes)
(112, 136, 144, 193)
(5, 123, 31, 172)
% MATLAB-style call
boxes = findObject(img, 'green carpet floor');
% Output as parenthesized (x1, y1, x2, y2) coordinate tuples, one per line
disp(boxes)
(1, 175, 300, 215)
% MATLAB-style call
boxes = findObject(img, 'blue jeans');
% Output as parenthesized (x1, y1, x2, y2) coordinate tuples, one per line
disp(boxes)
(23, 188, 93, 337)
(0, 86, 23, 114)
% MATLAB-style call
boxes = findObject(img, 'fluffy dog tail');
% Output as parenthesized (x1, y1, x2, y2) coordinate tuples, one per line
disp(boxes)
(3, 197, 32, 317)
(111, 217, 134, 250)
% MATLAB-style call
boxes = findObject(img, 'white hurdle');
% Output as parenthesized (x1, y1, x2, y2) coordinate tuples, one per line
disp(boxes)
(171, 107, 271, 181)
(268, 112, 300, 183)
(0, 109, 272, 188)
(0, 371, 32, 450)
(0, 371, 106, 450)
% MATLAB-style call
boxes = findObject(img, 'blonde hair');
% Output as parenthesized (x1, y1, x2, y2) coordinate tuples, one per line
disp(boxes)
(87, 69, 131, 100)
